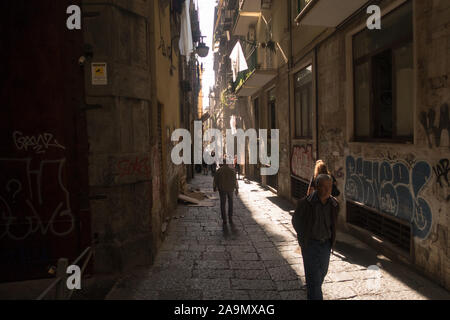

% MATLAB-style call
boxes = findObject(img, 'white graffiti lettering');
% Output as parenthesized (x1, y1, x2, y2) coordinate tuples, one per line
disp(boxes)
(13, 131, 66, 154)
(0, 158, 75, 240)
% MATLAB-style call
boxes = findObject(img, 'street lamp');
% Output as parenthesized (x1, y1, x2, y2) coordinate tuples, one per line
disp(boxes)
(196, 36, 209, 58)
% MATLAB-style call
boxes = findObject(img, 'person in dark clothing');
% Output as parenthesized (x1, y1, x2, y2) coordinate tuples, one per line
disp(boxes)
(234, 155, 241, 180)
(202, 157, 208, 175)
(292, 174, 339, 300)
(307, 160, 340, 197)
(213, 161, 239, 225)
(210, 151, 216, 175)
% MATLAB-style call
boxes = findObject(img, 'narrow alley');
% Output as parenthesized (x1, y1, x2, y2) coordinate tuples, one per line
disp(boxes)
(106, 174, 449, 300)
(0, 0, 449, 305)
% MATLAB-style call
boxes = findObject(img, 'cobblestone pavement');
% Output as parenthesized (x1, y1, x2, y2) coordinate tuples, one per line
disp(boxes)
(106, 174, 450, 300)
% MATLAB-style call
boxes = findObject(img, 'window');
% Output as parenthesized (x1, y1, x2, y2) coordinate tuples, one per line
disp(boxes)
(353, 1, 413, 142)
(291, 177, 309, 199)
(297, 0, 312, 14)
(347, 201, 411, 253)
(294, 65, 313, 138)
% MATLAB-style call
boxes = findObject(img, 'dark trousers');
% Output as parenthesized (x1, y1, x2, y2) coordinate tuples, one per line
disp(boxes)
(301, 239, 331, 300)
(219, 191, 233, 221)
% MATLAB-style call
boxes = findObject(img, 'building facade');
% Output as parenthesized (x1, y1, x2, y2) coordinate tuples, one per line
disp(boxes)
(213, 0, 449, 289)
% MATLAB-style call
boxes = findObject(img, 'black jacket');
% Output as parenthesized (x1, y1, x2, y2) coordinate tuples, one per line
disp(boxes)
(292, 191, 339, 250)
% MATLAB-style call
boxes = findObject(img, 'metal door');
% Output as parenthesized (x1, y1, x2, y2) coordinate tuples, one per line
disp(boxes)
(0, 1, 90, 282)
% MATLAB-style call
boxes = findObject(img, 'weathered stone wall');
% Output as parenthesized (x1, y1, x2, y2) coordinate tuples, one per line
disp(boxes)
(411, 0, 449, 290)
(82, 0, 164, 273)
(150, 0, 184, 221)
(274, 64, 292, 199)
(316, 23, 347, 217)
(315, 0, 449, 289)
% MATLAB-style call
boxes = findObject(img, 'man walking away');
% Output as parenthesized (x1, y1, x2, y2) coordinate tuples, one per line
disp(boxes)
(214, 161, 239, 225)
(234, 155, 241, 180)
(292, 174, 339, 300)
(210, 151, 217, 175)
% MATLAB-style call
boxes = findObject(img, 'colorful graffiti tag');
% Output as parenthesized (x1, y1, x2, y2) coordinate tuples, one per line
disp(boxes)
(345, 156, 432, 239)
(291, 145, 314, 180)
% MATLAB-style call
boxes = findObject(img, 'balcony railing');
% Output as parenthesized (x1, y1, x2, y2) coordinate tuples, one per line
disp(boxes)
(232, 48, 257, 93)
(297, 0, 314, 15)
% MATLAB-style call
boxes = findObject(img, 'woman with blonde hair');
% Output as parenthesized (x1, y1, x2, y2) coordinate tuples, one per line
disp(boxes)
(307, 160, 340, 197)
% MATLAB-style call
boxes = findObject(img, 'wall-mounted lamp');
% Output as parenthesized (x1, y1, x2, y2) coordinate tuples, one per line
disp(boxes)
(196, 36, 210, 58)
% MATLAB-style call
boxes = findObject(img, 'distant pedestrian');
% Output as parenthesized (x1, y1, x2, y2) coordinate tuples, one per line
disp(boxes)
(210, 151, 216, 175)
(292, 174, 339, 300)
(234, 155, 241, 180)
(213, 159, 239, 225)
(307, 160, 340, 197)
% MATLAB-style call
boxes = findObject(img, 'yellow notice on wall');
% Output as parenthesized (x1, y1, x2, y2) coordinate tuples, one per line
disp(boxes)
(91, 63, 107, 85)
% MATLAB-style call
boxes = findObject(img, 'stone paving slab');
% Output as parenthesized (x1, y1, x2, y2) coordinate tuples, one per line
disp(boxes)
(106, 174, 450, 300)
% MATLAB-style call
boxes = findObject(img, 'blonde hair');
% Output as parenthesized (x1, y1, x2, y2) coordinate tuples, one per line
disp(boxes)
(314, 160, 330, 178)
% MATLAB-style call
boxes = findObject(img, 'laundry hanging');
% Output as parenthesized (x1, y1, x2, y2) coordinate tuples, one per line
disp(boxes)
(229, 41, 248, 82)
(179, 0, 193, 62)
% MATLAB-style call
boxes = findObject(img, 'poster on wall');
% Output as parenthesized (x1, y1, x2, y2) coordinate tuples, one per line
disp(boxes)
(91, 62, 108, 85)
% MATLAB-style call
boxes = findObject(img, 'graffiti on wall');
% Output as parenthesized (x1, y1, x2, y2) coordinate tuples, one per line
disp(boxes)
(117, 157, 152, 178)
(0, 158, 75, 240)
(345, 156, 433, 239)
(291, 145, 314, 180)
(13, 131, 66, 154)
(433, 159, 449, 189)
(419, 103, 450, 148)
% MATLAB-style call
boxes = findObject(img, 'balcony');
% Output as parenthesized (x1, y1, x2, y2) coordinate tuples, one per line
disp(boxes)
(232, 0, 261, 36)
(295, 0, 369, 27)
(232, 49, 277, 97)
(239, 0, 261, 11)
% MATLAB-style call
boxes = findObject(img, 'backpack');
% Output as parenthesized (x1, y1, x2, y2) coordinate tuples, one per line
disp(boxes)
(331, 175, 340, 197)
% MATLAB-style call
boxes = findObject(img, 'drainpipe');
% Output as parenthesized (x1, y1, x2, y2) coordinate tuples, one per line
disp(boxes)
(314, 46, 319, 161)
(288, 0, 293, 69)
(287, 0, 293, 182)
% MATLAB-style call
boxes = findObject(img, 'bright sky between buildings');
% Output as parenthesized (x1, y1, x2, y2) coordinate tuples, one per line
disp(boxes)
(196, 0, 216, 111)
